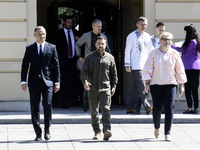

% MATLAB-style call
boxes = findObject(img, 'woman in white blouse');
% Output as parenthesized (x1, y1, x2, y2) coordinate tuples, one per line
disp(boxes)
(142, 32, 187, 141)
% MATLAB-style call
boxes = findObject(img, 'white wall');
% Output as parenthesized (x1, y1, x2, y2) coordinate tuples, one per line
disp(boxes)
(0, 0, 37, 111)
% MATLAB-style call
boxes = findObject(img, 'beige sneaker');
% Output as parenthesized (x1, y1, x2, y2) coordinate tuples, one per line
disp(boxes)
(154, 128, 160, 138)
(103, 130, 112, 141)
(165, 134, 172, 142)
(93, 132, 101, 140)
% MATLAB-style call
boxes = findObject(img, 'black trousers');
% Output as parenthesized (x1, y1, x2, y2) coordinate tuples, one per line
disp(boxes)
(29, 78, 53, 137)
(185, 70, 200, 109)
(151, 85, 176, 135)
(60, 58, 77, 107)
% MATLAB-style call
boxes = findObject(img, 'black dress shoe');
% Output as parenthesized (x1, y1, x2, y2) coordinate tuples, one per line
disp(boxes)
(183, 109, 194, 114)
(34, 137, 42, 141)
(44, 133, 51, 140)
(194, 109, 198, 114)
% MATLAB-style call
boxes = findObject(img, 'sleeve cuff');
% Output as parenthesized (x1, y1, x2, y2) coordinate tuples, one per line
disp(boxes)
(21, 81, 27, 85)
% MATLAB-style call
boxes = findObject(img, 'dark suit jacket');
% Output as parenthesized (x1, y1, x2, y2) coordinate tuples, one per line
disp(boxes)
(53, 28, 79, 66)
(21, 42, 60, 88)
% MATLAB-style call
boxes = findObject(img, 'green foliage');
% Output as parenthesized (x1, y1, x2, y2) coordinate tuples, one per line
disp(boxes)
(58, 7, 77, 17)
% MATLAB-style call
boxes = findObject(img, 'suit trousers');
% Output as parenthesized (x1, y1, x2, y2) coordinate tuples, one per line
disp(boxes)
(88, 90, 111, 133)
(151, 84, 176, 135)
(127, 70, 150, 110)
(60, 58, 77, 107)
(29, 78, 53, 137)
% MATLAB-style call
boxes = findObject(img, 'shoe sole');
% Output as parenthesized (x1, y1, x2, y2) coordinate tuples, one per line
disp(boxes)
(126, 110, 140, 114)
(103, 131, 112, 141)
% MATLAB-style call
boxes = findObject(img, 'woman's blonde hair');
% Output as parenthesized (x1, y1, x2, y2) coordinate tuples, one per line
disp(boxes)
(160, 32, 173, 40)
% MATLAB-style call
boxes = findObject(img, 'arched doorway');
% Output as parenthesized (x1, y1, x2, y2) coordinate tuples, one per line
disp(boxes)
(45, 0, 123, 105)
(37, 0, 143, 106)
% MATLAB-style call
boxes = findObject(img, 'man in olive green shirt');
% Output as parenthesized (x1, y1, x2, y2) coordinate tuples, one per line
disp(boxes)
(80, 36, 118, 141)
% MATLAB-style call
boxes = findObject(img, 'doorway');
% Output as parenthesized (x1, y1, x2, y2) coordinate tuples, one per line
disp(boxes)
(46, 0, 122, 105)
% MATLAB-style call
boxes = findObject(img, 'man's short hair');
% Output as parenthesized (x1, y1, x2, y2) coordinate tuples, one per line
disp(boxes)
(63, 15, 73, 21)
(92, 19, 102, 26)
(137, 16, 148, 23)
(97, 36, 107, 42)
(156, 22, 165, 28)
(34, 26, 45, 33)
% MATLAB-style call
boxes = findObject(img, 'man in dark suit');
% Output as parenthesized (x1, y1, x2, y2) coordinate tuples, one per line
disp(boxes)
(53, 16, 79, 108)
(21, 26, 60, 141)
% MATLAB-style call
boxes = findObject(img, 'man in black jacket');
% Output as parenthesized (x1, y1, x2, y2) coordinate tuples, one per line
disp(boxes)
(21, 26, 60, 141)
(53, 16, 79, 108)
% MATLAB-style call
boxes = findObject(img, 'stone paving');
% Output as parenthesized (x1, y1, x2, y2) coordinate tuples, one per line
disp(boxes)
(0, 105, 200, 149)
(0, 123, 200, 150)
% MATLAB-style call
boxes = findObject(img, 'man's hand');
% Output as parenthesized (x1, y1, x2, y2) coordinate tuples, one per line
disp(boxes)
(75, 36, 79, 40)
(21, 84, 27, 92)
(54, 84, 60, 93)
(84, 81, 91, 91)
(111, 88, 115, 96)
(79, 57, 84, 63)
(125, 66, 131, 73)
(144, 85, 150, 94)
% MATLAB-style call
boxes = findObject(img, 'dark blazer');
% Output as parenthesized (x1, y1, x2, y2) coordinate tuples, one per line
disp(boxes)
(21, 42, 60, 87)
(53, 28, 79, 66)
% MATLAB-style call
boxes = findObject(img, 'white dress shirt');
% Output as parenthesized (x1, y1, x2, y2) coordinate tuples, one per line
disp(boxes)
(64, 28, 75, 58)
(36, 41, 45, 54)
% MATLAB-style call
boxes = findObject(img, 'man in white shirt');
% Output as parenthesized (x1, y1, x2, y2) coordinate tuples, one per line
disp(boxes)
(151, 22, 165, 49)
(134, 22, 166, 113)
(124, 16, 153, 114)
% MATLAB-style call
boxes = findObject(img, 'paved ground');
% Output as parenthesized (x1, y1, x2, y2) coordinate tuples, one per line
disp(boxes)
(0, 105, 200, 149)
(0, 123, 200, 150)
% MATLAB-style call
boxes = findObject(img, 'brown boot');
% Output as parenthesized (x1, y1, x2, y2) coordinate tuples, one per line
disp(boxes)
(146, 106, 153, 114)
(103, 130, 112, 141)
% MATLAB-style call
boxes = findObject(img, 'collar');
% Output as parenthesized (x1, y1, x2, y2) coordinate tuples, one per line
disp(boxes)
(92, 31, 100, 36)
(157, 47, 172, 54)
(136, 29, 144, 36)
(36, 41, 45, 48)
(64, 28, 72, 33)
(95, 50, 106, 56)
(153, 35, 159, 41)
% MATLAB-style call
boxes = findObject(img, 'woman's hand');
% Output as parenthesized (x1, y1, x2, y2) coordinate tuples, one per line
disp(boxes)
(179, 84, 185, 96)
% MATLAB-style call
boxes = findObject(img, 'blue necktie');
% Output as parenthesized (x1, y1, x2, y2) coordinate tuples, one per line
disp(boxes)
(39, 45, 43, 62)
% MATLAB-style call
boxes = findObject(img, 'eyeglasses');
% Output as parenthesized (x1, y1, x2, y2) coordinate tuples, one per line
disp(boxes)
(161, 38, 171, 42)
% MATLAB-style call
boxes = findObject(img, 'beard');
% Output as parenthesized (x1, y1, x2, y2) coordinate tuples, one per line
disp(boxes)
(97, 48, 105, 53)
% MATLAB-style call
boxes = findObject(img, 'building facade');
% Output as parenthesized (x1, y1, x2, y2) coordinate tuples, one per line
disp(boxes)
(0, 0, 200, 111)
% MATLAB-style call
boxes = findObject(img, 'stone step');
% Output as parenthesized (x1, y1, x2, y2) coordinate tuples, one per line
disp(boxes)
(0, 106, 199, 124)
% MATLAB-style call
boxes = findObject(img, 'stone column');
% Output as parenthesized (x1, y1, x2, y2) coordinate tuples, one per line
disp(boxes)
(26, 0, 37, 45)
(143, 0, 155, 35)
